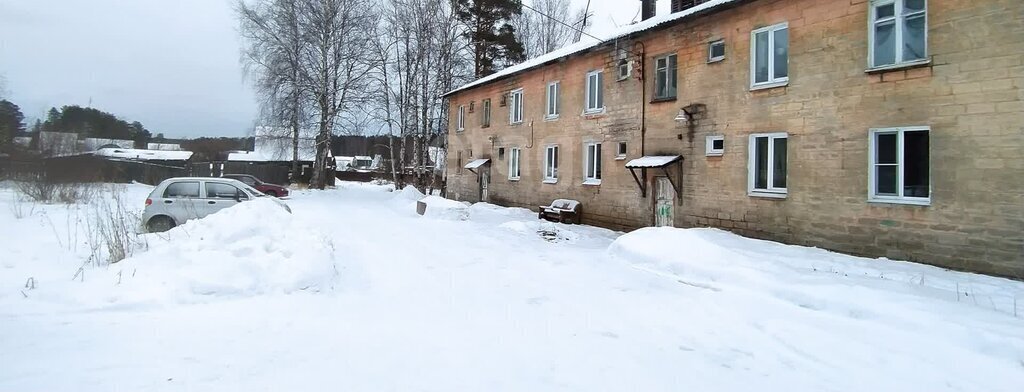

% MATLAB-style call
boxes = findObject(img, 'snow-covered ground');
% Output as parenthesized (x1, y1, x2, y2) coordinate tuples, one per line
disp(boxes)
(1, 181, 1022, 391)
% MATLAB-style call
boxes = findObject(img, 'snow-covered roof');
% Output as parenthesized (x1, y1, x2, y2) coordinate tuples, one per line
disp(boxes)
(443, 0, 741, 97)
(93, 147, 193, 161)
(625, 155, 682, 168)
(464, 158, 490, 169)
(83, 138, 133, 152)
(147, 143, 182, 151)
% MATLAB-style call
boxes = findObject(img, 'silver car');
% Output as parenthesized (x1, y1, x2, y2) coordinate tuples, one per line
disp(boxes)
(141, 177, 291, 232)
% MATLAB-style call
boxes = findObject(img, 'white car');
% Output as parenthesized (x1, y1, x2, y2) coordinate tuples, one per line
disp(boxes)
(141, 177, 290, 232)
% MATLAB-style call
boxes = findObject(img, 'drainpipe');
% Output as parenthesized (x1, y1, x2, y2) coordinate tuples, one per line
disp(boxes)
(634, 41, 647, 156)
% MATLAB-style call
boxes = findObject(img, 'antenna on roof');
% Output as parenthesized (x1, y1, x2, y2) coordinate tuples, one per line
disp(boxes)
(573, 0, 591, 43)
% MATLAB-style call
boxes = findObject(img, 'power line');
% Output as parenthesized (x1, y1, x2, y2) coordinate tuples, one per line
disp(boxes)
(517, 1, 642, 57)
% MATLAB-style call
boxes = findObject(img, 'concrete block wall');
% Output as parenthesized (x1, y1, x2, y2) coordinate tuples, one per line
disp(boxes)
(447, 0, 1024, 278)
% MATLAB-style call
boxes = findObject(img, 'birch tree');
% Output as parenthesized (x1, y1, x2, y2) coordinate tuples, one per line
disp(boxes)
(238, 0, 308, 180)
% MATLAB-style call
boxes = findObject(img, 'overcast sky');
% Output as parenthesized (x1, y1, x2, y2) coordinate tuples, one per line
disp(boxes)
(0, 0, 667, 139)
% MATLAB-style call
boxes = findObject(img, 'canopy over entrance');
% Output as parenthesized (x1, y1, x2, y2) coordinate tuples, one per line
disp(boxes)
(624, 155, 683, 198)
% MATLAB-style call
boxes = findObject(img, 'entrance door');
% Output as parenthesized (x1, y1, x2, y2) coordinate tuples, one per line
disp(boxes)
(655, 177, 675, 227)
(480, 170, 490, 202)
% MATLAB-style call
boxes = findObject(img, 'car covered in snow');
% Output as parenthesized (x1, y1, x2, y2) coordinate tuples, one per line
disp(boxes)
(221, 174, 290, 197)
(142, 177, 291, 232)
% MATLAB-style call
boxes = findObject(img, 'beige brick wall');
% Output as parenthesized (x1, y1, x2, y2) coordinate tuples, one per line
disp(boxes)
(447, 0, 1024, 278)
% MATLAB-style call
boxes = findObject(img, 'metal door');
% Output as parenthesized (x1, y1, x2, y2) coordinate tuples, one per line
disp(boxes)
(655, 177, 675, 227)
(480, 170, 490, 202)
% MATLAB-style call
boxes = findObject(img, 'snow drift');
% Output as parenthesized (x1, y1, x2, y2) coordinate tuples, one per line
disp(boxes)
(110, 197, 337, 303)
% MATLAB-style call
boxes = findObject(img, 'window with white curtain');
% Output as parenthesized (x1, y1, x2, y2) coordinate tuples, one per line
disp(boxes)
(508, 147, 521, 180)
(750, 22, 788, 88)
(870, 0, 927, 68)
(584, 70, 604, 113)
(544, 145, 558, 183)
(509, 88, 524, 124)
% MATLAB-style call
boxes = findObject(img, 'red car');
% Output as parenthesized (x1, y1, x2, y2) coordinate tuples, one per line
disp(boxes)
(221, 174, 290, 197)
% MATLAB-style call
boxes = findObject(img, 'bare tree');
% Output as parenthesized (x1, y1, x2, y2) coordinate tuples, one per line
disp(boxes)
(299, 0, 376, 189)
(237, 0, 308, 180)
(370, 0, 471, 191)
(514, 0, 587, 59)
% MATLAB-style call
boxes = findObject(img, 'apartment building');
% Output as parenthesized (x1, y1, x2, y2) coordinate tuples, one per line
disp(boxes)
(443, 0, 1023, 278)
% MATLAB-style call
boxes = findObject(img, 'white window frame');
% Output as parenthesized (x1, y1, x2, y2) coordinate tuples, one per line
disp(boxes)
(509, 88, 524, 124)
(706, 135, 725, 156)
(749, 22, 789, 90)
(653, 53, 678, 100)
(545, 81, 559, 119)
(508, 147, 521, 180)
(456, 105, 465, 131)
(708, 39, 725, 63)
(481, 99, 491, 128)
(584, 70, 604, 114)
(747, 132, 788, 198)
(543, 144, 558, 183)
(616, 141, 627, 160)
(868, 126, 931, 205)
(868, 0, 928, 70)
(583, 142, 602, 185)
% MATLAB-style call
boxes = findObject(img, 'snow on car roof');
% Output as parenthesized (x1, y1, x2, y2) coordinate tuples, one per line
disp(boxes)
(443, 0, 741, 97)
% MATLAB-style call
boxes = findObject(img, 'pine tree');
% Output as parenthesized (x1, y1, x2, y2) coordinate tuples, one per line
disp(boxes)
(0, 99, 25, 147)
(454, 0, 526, 77)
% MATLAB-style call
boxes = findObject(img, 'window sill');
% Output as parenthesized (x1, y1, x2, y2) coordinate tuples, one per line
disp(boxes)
(509, 177, 520, 182)
(582, 179, 602, 186)
(544, 115, 559, 121)
(865, 59, 931, 74)
(750, 80, 788, 91)
(617, 75, 631, 82)
(707, 57, 724, 64)
(706, 151, 723, 157)
(615, 155, 626, 160)
(868, 197, 930, 206)
(582, 109, 606, 117)
(543, 178, 558, 184)
(509, 121, 523, 126)
(650, 97, 677, 104)
(748, 190, 787, 199)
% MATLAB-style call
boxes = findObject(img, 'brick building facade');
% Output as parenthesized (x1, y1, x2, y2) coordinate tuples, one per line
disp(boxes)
(443, 0, 1023, 278)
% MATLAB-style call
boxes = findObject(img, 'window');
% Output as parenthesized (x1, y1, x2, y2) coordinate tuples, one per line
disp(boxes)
(508, 147, 521, 180)
(206, 182, 246, 200)
(585, 70, 604, 113)
(164, 181, 200, 198)
(706, 135, 724, 156)
(748, 133, 787, 197)
(708, 39, 725, 63)
(481, 99, 491, 128)
(869, 127, 930, 204)
(498, 147, 505, 160)
(654, 54, 678, 100)
(750, 22, 789, 88)
(509, 88, 524, 124)
(456, 105, 465, 131)
(546, 81, 560, 118)
(616, 48, 631, 80)
(544, 145, 559, 183)
(456, 150, 462, 174)
(584, 142, 602, 184)
(468, 101, 475, 113)
(616, 142, 627, 159)
(870, 0, 927, 68)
